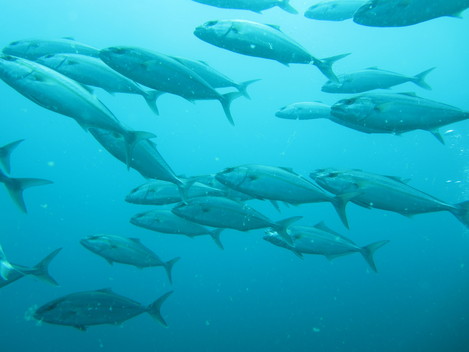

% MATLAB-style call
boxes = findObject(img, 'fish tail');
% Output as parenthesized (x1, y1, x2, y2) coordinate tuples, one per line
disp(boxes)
(278, 0, 299, 14)
(123, 130, 156, 170)
(29, 248, 62, 285)
(143, 90, 165, 116)
(312, 53, 350, 82)
(451, 201, 469, 228)
(0, 170, 53, 213)
(0, 139, 24, 174)
(164, 257, 181, 284)
(209, 228, 224, 250)
(412, 67, 435, 90)
(360, 240, 390, 273)
(146, 291, 173, 327)
(330, 192, 360, 229)
(273, 216, 303, 244)
(0, 244, 17, 280)
(176, 178, 197, 204)
(236, 79, 261, 99)
(219, 91, 242, 126)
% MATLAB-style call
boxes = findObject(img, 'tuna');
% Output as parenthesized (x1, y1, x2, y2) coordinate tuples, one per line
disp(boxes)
(192, 0, 298, 14)
(275, 102, 332, 120)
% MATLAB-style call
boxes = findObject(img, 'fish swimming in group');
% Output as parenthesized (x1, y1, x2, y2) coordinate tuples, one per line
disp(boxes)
(80, 234, 180, 283)
(310, 168, 469, 228)
(275, 102, 332, 120)
(304, 0, 368, 21)
(2, 37, 100, 61)
(130, 209, 225, 249)
(329, 92, 469, 143)
(36, 53, 163, 115)
(32, 289, 173, 330)
(192, 0, 298, 14)
(264, 222, 389, 272)
(0, 245, 61, 288)
(0, 139, 24, 174)
(194, 19, 349, 81)
(353, 0, 469, 27)
(321, 67, 434, 93)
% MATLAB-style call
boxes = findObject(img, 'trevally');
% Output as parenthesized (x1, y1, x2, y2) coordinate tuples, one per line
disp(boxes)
(33, 289, 173, 330)
(0, 139, 24, 174)
(275, 102, 332, 120)
(192, 0, 298, 14)
(264, 223, 389, 272)
(305, 0, 368, 21)
(80, 235, 180, 283)
(322, 67, 434, 93)
(310, 168, 469, 228)
(194, 19, 349, 81)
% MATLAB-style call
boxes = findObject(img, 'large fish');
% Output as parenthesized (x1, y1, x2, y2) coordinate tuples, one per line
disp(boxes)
(80, 234, 180, 283)
(0, 139, 24, 174)
(33, 289, 173, 330)
(36, 53, 162, 115)
(275, 102, 332, 120)
(310, 168, 469, 228)
(172, 196, 302, 243)
(0, 245, 61, 288)
(192, 0, 298, 14)
(130, 209, 225, 249)
(194, 19, 349, 81)
(0, 55, 154, 166)
(215, 164, 355, 228)
(0, 168, 53, 213)
(322, 67, 434, 93)
(305, 0, 368, 21)
(187, 173, 253, 201)
(354, 0, 469, 27)
(100, 46, 241, 125)
(2, 37, 100, 61)
(264, 223, 389, 272)
(330, 92, 469, 143)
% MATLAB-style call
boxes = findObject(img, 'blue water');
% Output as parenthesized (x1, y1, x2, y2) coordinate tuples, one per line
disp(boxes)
(1, 1, 468, 351)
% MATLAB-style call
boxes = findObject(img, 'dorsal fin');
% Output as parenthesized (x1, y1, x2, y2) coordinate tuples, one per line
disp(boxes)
(129, 237, 142, 244)
(62, 36, 76, 41)
(95, 288, 113, 293)
(385, 175, 410, 184)
(398, 92, 417, 97)
(265, 24, 281, 31)
(366, 66, 379, 70)
(278, 166, 295, 174)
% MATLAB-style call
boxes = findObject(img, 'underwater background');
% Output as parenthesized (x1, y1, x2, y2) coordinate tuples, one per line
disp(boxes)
(0, 1, 468, 351)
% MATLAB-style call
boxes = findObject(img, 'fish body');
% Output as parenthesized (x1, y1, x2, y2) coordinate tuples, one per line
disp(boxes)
(33, 289, 173, 330)
(2, 38, 99, 60)
(192, 0, 298, 13)
(305, 0, 367, 21)
(187, 174, 253, 201)
(353, 0, 469, 27)
(275, 102, 331, 120)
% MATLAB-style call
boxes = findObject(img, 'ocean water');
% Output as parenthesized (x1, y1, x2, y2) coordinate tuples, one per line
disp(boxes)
(0, 1, 468, 351)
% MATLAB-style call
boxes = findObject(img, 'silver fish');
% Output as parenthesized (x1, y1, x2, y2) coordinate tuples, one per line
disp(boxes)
(0, 139, 24, 174)
(305, 0, 368, 21)
(33, 289, 173, 330)
(275, 102, 332, 120)
(192, 0, 298, 14)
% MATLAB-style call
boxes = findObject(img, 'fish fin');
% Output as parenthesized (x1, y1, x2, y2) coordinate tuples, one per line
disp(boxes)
(397, 92, 417, 97)
(278, 0, 298, 14)
(360, 240, 390, 273)
(78, 83, 94, 94)
(0, 139, 24, 174)
(291, 249, 304, 259)
(143, 90, 165, 116)
(325, 253, 349, 261)
(73, 325, 87, 331)
(270, 199, 281, 212)
(219, 91, 242, 126)
(123, 130, 156, 170)
(429, 129, 445, 144)
(448, 11, 464, 19)
(384, 175, 410, 184)
(209, 229, 224, 250)
(236, 79, 261, 100)
(129, 237, 142, 243)
(30, 248, 62, 286)
(412, 67, 435, 90)
(330, 192, 360, 229)
(374, 102, 394, 112)
(273, 216, 303, 244)
(176, 178, 197, 204)
(0, 244, 19, 280)
(265, 24, 282, 31)
(164, 257, 180, 284)
(278, 166, 295, 173)
(450, 201, 469, 229)
(313, 53, 350, 82)
(147, 291, 173, 327)
(366, 66, 379, 70)
(313, 221, 337, 234)
(105, 258, 114, 265)
(62, 36, 76, 41)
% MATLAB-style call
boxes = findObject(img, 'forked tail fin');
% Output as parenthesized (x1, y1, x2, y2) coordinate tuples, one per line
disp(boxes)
(278, 0, 299, 14)
(163, 257, 181, 284)
(0, 139, 24, 174)
(28, 248, 62, 285)
(147, 291, 174, 327)
(209, 228, 224, 250)
(313, 53, 350, 82)
(219, 91, 242, 126)
(236, 79, 261, 99)
(143, 90, 165, 115)
(272, 216, 303, 244)
(360, 240, 390, 273)
(451, 201, 469, 229)
(412, 67, 435, 90)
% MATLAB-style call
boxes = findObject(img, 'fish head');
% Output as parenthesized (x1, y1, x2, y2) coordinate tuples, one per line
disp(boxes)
(0, 55, 36, 84)
(33, 297, 67, 324)
(321, 79, 343, 93)
(125, 184, 154, 203)
(130, 211, 155, 226)
(275, 103, 305, 119)
(80, 235, 110, 253)
(263, 230, 290, 249)
(2, 39, 38, 59)
(215, 166, 248, 188)
(172, 200, 207, 220)
(353, 0, 410, 26)
(304, 2, 338, 19)
(331, 95, 374, 120)
(310, 168, 356, 194)
(194, 20, 235, 43)
(99, 46, 142, 67)
(35, 53, 68, 70)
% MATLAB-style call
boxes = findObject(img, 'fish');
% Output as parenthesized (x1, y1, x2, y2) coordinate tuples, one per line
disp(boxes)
(321, 67, 434, 93)
(99, 46, 241, 125)
(304, 0, 368, 21)
(172, 196, 302, 243)
(33, 289, 173, 330)
(187, 174, 254, 201)
(80, 234, 180, 283)
(329, 92, 469, 143)
(130, 209, 225, 249)
(354, 0, 469, 27)
(192, 0, 298, 14)
(2, 37, 100, 61)
(194, 19, 349, 81)
(0, 55, 155, 167)
(0, 139, 24, 174)
(171, 55, 260, 99)
(36, 53, 163, 115)
(215, 164, 356, 228)
(0, 245, 61, 288)
(125, 180, 226, 206)
(310, 168, 469, 228)
(0, 168, 53, 213)
(264, 223, 389, 272)
(275, 102, 332, 120)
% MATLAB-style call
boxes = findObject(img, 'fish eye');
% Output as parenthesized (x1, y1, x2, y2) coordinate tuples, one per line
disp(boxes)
(205, 21, 218, 27)
(43, 54, 55, 59)
(342, 98, 355, 106)
(9, 41, 20, 46)
(223, 167, 234, 173)
(2, 55, 18, 62)
(328, 172, 339, 178)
